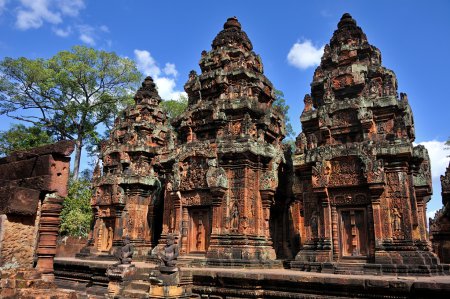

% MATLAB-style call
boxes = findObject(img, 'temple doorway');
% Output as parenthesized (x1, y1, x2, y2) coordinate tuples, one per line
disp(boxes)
(188, 208, 211, 254)
(338, 208, 368, 258)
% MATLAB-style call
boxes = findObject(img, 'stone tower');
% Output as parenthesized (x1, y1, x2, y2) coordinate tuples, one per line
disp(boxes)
(430, 163, 450, 263)
(158, 17, 286, 267)
(79, 77, 169, 259)
(291, 13, 439, 274)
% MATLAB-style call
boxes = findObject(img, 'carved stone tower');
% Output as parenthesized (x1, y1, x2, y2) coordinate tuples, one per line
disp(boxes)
(430, 163, 450, 263)
(79, 77, 169, 259)
(291, 14, 439, 274)
(158, 17, 286, 267)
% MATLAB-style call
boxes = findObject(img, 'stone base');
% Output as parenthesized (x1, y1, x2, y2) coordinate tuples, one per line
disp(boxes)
(291, 259, 449, 276)
(149, 285, 191, 299)
(293, 249, 333, 263)
(206, 234, 281, 268)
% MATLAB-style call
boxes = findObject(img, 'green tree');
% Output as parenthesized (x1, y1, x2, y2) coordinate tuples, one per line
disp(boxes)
(59, 177, 93, 238)
(273, 89, 295, 139)
(0, 124, 54, 156)
(0, 46, 141, 178)
(161, 94, 188, 122)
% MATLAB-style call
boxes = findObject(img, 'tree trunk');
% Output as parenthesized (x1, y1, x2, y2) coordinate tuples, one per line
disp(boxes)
(72, 136, 83, 180)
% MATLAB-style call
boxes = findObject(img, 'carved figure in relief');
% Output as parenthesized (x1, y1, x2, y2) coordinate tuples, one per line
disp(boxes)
(307, 134, 318, 149)
(231, 203, 239, 232)
(303, 94, 313, 112)
(196, 219, 204, 250)
(392, 207, 402, 231)
(242, 112, 252, 136)
(296, 132, 307, 154)
(310, 211, 319, 239)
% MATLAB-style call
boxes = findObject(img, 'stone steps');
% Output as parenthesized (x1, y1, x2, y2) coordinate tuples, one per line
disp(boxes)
(129, 280, 151, 292)
(334, 262, 365, 275)
(122, 288, 149, 298)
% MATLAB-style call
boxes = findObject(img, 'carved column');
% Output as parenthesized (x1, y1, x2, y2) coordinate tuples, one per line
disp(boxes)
(321, 195, 332, 251)
(260, 190, 275, 240)
(180, 206, 189, 255)
(35, 194, 64, 281)
(369, 185, 384, 249)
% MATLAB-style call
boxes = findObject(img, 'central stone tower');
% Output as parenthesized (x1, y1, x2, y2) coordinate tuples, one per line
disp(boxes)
(158, 17, 286, 267)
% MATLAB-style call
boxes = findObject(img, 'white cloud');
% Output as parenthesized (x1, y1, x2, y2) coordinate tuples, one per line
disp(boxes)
(427, 209, 437, 220)
(80, 33, 95, 45)
(16, 0, 62, 30)
(134, 50, 161, 78)
(14, 0, 85, 30)
(287, 40, 324, 70)
(78, 25, 95, 45)
(0, 0, 8, 14)
(99, 25, 109, 33)
(163, 63, 178, 77)
(57, 0, 84, 17)
(52, 26, 71, 37)
(417, 140, 450, 179)
(133, 49, 186, 101)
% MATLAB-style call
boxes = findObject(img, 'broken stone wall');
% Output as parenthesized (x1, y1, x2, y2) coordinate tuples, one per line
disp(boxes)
(0, 140, 74, 279)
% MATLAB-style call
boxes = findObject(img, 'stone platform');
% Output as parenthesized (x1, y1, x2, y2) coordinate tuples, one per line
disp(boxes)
(54, 257, 450, 298)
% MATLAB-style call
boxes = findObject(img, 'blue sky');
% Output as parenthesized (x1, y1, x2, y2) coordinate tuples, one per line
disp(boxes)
(0, 0, 449, 215)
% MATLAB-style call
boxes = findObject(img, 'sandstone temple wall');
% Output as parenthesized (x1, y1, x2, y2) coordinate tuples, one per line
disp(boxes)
(0, 140, 74, 278)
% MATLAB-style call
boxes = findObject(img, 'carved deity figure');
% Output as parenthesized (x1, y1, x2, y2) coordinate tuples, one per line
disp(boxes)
(196, 220, 204, 251)
(310, 212, 319, 239)
(392, 208, 402, 231)
(231, 203, 239, 232)
(303, 94, 313, 112)
(158, 234, 179, 268)
(116, 236, 133, 264)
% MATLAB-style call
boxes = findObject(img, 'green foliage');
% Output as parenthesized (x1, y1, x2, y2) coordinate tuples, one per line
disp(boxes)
(273, 89, 295, 139)
(161, 94, 188, 122)
(0, 124, 54, 156)
(0, 46, 142, 178)
(60, 177, 93, 237)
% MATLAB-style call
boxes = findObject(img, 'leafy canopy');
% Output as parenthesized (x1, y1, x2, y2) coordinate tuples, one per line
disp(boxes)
(0, 124, 54, 156)
(0, 46, 142, 178)
(160, 94, 188, 122)
(59, 177, 93, 238)
(273, 89, 295, 139)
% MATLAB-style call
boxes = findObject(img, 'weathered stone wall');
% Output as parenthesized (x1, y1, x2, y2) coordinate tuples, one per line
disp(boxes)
(0, 214, 39, 268)
(0, 140, 74, 280)
(56, 236, 87, 258)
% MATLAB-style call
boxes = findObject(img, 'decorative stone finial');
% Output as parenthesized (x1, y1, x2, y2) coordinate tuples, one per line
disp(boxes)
(224, 16, 241, 30)
(338, 12, 357, 28)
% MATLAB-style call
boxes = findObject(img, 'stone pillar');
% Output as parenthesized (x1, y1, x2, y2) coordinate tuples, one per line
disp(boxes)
(35, 194, 64, 280)
(369, 185, 384, 249)
(260, 190, 275, 240)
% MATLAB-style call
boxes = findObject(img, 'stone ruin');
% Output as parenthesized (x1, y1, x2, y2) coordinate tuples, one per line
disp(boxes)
(78, 77, 169, 260)
(72, 14, 444, 278)
(1, 13, 449, 299)
(156, 16, 286, 267)
(430, 162, 450, 263)
(0, 140, 76, 297)
(290, 13, 439, 275)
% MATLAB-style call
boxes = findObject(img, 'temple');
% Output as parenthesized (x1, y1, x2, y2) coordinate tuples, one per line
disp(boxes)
(78, 77, 169, 260)
(291, 13, 438, 275)
(6, 13, 444, 299)
(156, 17, 286, 267)
(430, 163, 450, 263)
